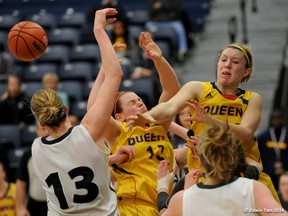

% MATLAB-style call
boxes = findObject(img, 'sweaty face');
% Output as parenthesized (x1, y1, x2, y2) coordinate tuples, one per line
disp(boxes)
(217, 48, 249, 86)
(117, 92, 148, 120)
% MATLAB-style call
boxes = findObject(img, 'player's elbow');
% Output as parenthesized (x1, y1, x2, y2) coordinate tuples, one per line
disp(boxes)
(238, 129, 254, 144)
(107, 68, 123, 85)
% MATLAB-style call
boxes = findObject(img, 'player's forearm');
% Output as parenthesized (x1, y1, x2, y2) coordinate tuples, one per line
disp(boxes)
(155, 57, 180, 103)
(94, 27, 121, 78)
(147, 102, 175, 123)
(209, 116, 253, 143)
(15, 180, 28, 212)
(87, 66, 105, 110)
(169, 122, 188, 140)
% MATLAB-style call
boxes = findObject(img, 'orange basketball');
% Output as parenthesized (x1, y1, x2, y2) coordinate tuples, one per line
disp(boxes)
(7, 21, 48, 61)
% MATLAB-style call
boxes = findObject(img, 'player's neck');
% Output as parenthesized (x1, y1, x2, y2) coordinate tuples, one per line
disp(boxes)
(215, 82, 238, 95)
(47, 120, 72, 139)
(204, 177, 222, 186)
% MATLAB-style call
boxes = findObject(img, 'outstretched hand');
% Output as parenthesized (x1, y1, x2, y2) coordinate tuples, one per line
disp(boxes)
(185, 136, 198, 151)
(109, 146, 136, 165)
(139, 32, 163, 61)
(185, 99, 210, 123)
(94, 8, 118, 31)
(126, 112, 158, 130)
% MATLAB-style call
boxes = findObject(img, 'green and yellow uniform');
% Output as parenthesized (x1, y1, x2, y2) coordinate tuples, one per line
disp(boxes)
(111, 122, 174, 216)
(188, 82, 279, 202)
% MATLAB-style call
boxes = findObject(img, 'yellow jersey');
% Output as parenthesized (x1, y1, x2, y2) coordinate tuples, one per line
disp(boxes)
(110, 122, 174, 214)
(188, 82, 279, 202)
(188, 82, 260, 169)
(0, 183, 16, 216)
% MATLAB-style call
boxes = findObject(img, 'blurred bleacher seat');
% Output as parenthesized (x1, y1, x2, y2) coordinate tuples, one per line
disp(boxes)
(22, 81, 42, 98)
(0, 13, 21, 31)
(127, 9, 149, 26)
(23, 62, 58, 82)
(146, 25, 179, 60)
(57, 9, 86, 30)
(71, 100, 87, 120)
(59, 61, 93, 83)
(21, 124, 37, 147)
(35, 44, 70, 65)
(0, 124, 21, 149)
(29, 10, 57, 31)
(0, 31, 8, 51)
(70, 44, 100, 64)
(47, 28, 80, 47)
(58, 80, 84, 104)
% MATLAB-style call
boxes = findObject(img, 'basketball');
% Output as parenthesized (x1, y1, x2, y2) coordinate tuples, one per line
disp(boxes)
(7, 21, 48, 61)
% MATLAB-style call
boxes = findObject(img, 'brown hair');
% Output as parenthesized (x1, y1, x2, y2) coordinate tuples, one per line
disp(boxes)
(30, 89, 66, 127)
(112, 91, 134, 118)
(1, 74, 22, 100)
(197, 122, 246, 181)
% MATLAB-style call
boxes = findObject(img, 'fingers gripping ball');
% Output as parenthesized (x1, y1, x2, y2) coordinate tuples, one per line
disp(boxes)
(7, 21, 48, 61)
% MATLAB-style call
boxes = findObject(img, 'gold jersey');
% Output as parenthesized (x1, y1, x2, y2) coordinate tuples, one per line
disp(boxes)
(110, 122, 174, 214)
(188, 82, 279, 203)
(0, 183, 16, 216)
(188, 82, 260, 169)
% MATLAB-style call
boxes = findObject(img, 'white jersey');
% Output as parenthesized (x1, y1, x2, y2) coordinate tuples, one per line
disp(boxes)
(27, 155, 47, 201)
(32, 125, 119, 216)
(183, 177, 257, 216)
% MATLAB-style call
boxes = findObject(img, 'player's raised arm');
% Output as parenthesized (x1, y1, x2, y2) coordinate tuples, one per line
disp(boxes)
(139, 32, 180, 103)
(82, 8, 123, 144)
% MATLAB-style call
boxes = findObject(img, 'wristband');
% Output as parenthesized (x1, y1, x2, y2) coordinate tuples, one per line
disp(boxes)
(157, 173, 174, 192)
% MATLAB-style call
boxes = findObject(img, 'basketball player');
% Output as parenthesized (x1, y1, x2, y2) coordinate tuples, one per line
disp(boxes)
(87, 32, 180, 215)
(138, 43, 280, 202)
(30, 8, 135, 215)
(162, 123, 287, 216)
(0, 161, 16, 216)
